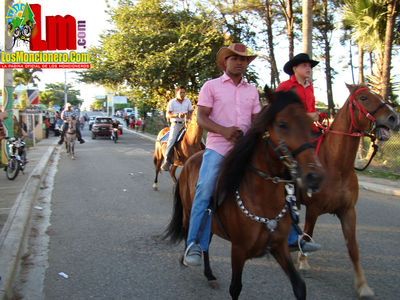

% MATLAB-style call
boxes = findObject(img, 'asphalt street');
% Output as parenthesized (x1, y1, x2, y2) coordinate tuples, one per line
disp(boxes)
(1, 120, 400, 299)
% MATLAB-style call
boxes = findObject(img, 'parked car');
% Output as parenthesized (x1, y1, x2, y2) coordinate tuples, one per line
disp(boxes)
(88, 116, 96, 131)
(91, 117, 113, 139)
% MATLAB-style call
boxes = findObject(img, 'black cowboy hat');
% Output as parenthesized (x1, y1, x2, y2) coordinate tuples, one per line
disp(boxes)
(283, 53, 319, 75)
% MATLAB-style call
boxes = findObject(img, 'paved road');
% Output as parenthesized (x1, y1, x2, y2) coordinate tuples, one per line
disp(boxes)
(11, 126, 400, 300)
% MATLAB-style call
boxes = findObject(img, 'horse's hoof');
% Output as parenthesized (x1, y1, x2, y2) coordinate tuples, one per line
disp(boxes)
(297, 252, 311, 271)
(152, 183, 158, 191)
(358, 284, 375, 299)
(208, 280, 219, 289)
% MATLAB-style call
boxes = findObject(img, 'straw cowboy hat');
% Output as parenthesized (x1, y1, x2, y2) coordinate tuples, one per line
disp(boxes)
(216, 43, 257, 71)
(66, 103, 72, 107)
(283, 53, 319, 75)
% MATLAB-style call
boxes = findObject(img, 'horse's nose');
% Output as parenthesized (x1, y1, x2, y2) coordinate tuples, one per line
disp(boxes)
(393, 112, 400, 132)
(386, 112, 399, 131)
(305, 171, 324, 193)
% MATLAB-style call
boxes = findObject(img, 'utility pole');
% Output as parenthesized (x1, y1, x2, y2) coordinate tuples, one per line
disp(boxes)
(1, 0, 14, 163)
(64, 70, 67, 107)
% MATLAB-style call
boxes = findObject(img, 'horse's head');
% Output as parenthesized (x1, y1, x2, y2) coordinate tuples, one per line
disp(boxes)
(262, 90, 325, 193)
(67, 118, 77, 132)
(345, 83, 399, 141)
(218, 90, 325, 202)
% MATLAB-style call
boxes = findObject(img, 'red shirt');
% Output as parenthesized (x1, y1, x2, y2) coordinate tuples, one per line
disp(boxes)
(276, 75, 316, 113)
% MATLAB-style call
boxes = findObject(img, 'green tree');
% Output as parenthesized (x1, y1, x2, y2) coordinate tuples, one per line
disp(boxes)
(40, 83, 83, 108)
(13, 68, 41, 87)
(78, 0, 226, 109)
(341, 0, 399, 103)
(314, 0, 338, 117)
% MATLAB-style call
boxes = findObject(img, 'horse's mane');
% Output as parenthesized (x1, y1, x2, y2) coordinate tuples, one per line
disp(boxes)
(215, 89, 303, 203)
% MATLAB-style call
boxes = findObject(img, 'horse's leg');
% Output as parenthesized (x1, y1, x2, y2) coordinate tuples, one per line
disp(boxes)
(153, 154, 162, 191)
(71, 142, 75, 159)
(170, 165, 178, 185)
(203, 234, 218, 289)
(297, 209, 319, 272)
(229, 245, 246, 300)
(338, 207, 374, 298)
(272, 243, 306, 300)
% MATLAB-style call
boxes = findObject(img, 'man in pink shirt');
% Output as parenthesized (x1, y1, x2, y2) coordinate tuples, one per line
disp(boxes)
(183, 43, 261, 266)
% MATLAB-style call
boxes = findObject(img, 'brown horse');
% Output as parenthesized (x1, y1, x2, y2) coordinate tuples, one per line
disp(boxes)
(297, 83, 399, 298)
(153, 106, 203, 190)
(164, 90, 325, 300)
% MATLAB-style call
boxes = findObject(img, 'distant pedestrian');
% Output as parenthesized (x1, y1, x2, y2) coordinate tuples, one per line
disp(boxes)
(43, 117, 50, 138)
(129, 115, 135, 129)
(141, 118, 146, 132)
(135, 118, 142, 132)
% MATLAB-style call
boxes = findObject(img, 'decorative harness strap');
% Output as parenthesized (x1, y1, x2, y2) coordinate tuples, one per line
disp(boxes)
(312, 87, 386, 159)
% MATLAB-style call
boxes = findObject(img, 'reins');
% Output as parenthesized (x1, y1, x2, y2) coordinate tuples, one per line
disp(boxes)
(312, 87, 387, 169)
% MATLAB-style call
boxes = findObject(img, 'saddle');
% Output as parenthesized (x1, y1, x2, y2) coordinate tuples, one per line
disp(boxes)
(159, 127, 186, 144)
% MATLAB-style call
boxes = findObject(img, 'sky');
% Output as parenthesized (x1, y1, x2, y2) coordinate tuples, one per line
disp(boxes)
(2, 0, 399, 110)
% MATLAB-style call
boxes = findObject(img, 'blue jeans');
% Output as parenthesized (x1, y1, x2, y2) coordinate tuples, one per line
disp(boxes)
(186, 149, 224, 251)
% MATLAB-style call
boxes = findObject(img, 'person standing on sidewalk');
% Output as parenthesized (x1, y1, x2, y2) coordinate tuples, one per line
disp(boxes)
(161, 86, 193, 171)
(183, 43, 261, 266)
(43, 117, 50, 138)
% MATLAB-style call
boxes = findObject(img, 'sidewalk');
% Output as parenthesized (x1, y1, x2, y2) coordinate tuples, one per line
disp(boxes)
(0, 135, 58, 299)
(0, 129, 399, 299)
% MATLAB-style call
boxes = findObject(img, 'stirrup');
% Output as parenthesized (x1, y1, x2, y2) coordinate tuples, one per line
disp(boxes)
(298, 232, 317, 256)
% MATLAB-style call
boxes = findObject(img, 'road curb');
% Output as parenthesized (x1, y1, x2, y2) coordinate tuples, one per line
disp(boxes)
(358, 182, 400, 197)
(0, 142, 57, 300)
(126, 127, 400, 198)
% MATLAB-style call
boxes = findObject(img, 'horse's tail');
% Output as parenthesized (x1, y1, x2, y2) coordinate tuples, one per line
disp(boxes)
(162, 180, 185, 243)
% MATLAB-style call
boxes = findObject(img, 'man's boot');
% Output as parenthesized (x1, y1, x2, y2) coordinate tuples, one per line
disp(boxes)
(77, 133, 85, 144)
(58, 134, 64, 145)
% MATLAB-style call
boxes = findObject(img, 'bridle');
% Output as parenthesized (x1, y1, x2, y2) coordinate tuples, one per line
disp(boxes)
(234, 129, 312, 250)
(247, 130, 313, 184)
(313, 87, 390, 159)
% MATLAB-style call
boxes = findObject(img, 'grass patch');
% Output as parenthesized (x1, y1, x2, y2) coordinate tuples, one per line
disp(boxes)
(356, 169, 400, 180)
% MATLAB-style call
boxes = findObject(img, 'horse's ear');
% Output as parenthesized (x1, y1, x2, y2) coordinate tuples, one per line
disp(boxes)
(263, 84, 274, 102)
(345, 83, 356, 93)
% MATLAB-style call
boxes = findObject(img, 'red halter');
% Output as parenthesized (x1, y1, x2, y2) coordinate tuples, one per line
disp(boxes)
(348, 87, 376, 133)
(312, 87, 377, 155)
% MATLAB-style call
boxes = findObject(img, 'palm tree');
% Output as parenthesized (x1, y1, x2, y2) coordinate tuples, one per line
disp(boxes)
(302, 0, 313, 55)
(13, 69, 42, 108)
(341, 0, 396, 101)
(13, 68, 42, 87)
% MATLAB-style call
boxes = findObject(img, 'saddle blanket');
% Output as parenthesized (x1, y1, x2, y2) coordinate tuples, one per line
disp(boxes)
(159, 128, 186, 143)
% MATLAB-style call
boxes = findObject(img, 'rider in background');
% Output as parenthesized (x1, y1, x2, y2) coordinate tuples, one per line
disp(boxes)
(183, 43, 260, 266)
(161, 86, 193, 171)
(276, 53, 322, 253)
(58, 103, 85, 145)
(276, 53, 320, 122)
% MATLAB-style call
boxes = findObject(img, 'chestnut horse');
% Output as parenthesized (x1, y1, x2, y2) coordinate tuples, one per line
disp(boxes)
(164, 90, 325, 300)
(297, 83, 399, 298)
(65, 118, 77, 160)
(153, 106, 203, 190)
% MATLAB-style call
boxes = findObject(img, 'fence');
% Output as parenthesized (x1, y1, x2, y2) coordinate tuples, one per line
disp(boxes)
(356, 132, 400, 175)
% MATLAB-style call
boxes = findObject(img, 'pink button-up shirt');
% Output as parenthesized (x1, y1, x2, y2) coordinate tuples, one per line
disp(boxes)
(198, 73, 261, 156)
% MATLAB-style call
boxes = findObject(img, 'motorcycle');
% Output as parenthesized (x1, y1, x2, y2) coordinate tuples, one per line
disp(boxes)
(111, 128, 119, 143)
(4, 137, 27, 180)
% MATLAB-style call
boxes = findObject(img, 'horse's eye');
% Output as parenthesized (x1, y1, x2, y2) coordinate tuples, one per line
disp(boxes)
(277, 121, 288, 129)
(360, 96, 368, 101)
